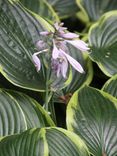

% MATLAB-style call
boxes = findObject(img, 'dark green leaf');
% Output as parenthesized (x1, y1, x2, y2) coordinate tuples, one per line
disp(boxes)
(46, 0, 79, 18)
(0, 0, 53, 91)
(19, 0, 59, 22)
(0, 88, 54, 137)
(54, 45, 93, 104)
(0, 127, 89, 156)
(67, 86, 117, 156)
(7, 90, 55, 128)
(0, 89, 27, 137)
(89, 11, 117, 76)
(102, 74, 117, 98)
(77, 0, 117, 21)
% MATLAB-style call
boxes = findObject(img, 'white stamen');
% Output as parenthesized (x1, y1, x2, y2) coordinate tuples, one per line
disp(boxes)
(34, 49, 48, 56)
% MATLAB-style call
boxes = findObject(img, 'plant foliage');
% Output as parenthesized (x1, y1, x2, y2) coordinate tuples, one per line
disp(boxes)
(0, 0, 117, 155)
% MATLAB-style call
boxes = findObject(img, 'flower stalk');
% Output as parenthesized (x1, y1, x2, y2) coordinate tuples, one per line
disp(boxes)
(32, 22, 90, 116)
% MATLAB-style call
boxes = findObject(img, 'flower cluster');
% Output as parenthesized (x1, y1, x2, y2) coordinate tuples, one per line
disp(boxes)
(32, 23, 89, 78)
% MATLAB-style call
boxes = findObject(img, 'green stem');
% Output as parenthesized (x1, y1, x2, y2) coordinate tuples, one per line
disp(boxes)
(44, 48, 56, 121)
(49, 92, 57, 124)
(44, 68, 50, 112)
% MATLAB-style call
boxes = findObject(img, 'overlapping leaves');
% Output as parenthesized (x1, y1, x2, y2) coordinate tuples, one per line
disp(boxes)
(0, 127, 89, 156)
(0, 0, 53, 91)
(0, 0, 89, 92)
(19, 0, 59, 22)
(0, 89, 54, 137)
(89, 11, 117, 76)
(54, 46, 93, 104)
(46, 0, 79, 18)
(77, 0, 117, 21)
(102, 74, 117, 98)
(67, 86, 117, 156)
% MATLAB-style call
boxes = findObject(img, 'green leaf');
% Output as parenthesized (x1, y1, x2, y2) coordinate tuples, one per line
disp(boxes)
(0, 127, 90, 156)
(19, 0, 59, 22)
(89, 11, 117, 77)
(6, 90, 55, 128)
(77, 0, 117, 22)
(46, 0, 79, 18)
(0, 0, 74, 92)
(0, 89, 27, 137)
(0, 88, 54, 138)
(54, 45, 93, 103)
(102, 74, 117, 98)
(67, 86, 117, 156)
(0, 0, 53, 91)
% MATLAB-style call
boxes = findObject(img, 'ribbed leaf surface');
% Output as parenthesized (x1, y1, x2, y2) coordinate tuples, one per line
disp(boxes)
(0, 90, 27, 136)
(0, 0, 52, 91)
(67, 86, 117, 156)
(46, 0, 79, 18)
(0, 0, 77, 92)
(0, 89, 54, 138)
(0, 128, 89, 156)
(0, 129, 46, 156)
(19, 0, 59, 22)
(54, 45, 93, 103)
(46, 128, 89, 156)
(77, 0, 117, 21)
(7, 90, 55, 128)
(62, 46, 92, 94)
(102, 75, 117, 98)
(89, 11, 117, 76)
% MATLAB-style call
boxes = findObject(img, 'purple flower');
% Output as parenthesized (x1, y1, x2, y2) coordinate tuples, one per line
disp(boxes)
(32, 49, 48, 72)
(40, 31, 50, 36)
(33, 22, 89, 78)
(60, 49, 84, 73)
(52, 40, 60, 59)
(52, 44, 84, 78)
(36, 40, 47, 50)
(32, 54, 41, 72)
(59, 32, 79, 39)
(51, 53, 68, 78)
(40, 23, 89, 52)
(66, 40, 90, 51)
(54, 22, 67, 33)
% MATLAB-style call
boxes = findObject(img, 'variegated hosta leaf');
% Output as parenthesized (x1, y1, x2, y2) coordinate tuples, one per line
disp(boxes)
(77, 0, 117, 22)
(0, 127, 90, 156)
(6, 90, 55, 128)
(0, 89, 27, 137)
(19, 0, 59, 22)
(0, 89, 54, 138)
(102, 74, 117, 98)
(54, 45, 93, 103)
(0, 0, 53, 91)
(0, 0, 69, 92)
(46, 0, 79, 18)
(89, 11, 117, 77)
(67, 86, 117, 156)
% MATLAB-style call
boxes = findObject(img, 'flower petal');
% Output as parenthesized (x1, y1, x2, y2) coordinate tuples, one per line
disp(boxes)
(60, 50, 84, 73)
(40, 31, 50, 36)
(56, 64, 61, 78)
(56, 41, 68, 53)
(36, 40, 46, 50)
(60, 32, 79, 39)
(66, 40, 90, 51)
(32, 54, 41, 72)
(54, 22, 67, 34)
(52, 40, 60, 59)
(61, 58, 68, 78)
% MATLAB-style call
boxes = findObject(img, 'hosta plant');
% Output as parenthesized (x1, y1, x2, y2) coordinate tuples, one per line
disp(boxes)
(0, 0, 117, 155)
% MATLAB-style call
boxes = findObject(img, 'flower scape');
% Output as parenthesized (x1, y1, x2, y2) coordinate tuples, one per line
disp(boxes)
(32, 23, 89, 78)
